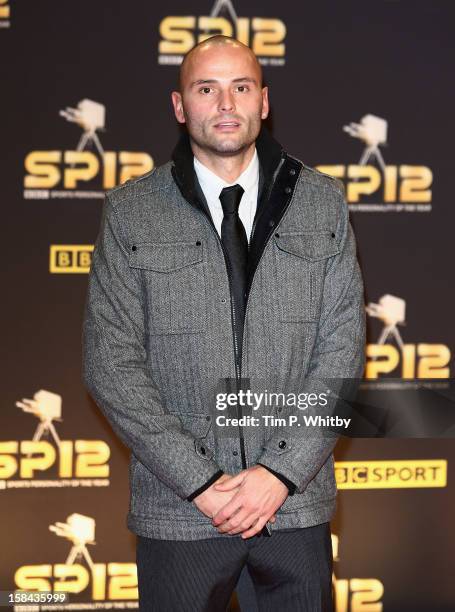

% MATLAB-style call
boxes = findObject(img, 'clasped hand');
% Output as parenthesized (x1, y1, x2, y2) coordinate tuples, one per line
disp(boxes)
(193, 465, 289, 539)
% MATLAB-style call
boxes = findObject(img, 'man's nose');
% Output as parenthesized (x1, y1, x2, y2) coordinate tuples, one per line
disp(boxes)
(218, 90, 235, 113)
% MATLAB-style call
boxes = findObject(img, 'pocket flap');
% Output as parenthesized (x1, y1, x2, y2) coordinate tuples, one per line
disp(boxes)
(275, 231, 340, 262)
(176, 412, 212, 439)
(129, 241, 204, 272)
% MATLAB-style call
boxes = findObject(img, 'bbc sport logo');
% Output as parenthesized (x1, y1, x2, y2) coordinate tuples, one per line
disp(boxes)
(335, 460, 447, 489)
(49, 244, 94, 274)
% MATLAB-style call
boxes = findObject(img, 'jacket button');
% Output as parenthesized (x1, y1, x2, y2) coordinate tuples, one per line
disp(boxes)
(200, 446, 206, 455)
(331, 233, 335, 238)
(232, 450, 238, 456)
(221, 298, 226, 303)
(275, 232, 280, 238)
(205, 415, 211, 421)
(196, 240, 201, 246)
(284, 186, 292, 194)
(289, 168, 296, 176)
(131, 245, 136, 251)
(278, 440, 287, 449)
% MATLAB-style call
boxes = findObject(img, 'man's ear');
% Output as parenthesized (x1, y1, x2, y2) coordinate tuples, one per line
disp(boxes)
(261, 86, 269, 120)
(171, 91, 186, 124)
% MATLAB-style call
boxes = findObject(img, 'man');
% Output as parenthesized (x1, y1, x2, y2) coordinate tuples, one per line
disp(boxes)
(82, 35, 366, 611)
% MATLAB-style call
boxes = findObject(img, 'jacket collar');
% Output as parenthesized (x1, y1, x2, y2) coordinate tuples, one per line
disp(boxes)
(170, 124, 302, 298)
(171, 123, 284, 213)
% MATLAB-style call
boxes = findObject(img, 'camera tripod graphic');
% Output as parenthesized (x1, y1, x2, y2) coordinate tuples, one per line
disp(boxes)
(343, 113, 388, 173)
(59, 98, 106, 160)
(15, 389, 63, 456)
(366, 294, 406, 359)
(49, 513, 97, 572)
(210, 0, 238, 20)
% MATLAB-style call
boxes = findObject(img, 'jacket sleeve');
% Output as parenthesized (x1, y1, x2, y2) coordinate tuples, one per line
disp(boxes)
(256, 181, 366, 493)
(257, 463, 297, 495)
(81, 193, 223, 500)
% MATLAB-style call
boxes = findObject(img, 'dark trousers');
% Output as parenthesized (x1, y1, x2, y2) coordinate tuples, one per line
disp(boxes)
(136, 522, 334, 612)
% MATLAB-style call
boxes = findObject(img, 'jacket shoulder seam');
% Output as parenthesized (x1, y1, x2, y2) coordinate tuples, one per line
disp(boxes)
(105, 164, 175, 205)
(287, 154, 344, 194)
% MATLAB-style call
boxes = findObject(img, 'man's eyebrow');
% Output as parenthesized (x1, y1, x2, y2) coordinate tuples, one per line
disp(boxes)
(232, 77, 257, 84)
(190, 76, 258, 87)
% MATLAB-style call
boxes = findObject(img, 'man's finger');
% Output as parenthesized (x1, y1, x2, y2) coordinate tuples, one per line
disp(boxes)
(212, 496, 243, 526)
(241, 516, 268, 539)
(216, 509, 249, 534)
(228, 514, 260, 535)
(214, 473, 245, 491)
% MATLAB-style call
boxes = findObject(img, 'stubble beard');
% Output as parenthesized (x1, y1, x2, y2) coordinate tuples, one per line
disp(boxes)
(187, 115, 262, 158)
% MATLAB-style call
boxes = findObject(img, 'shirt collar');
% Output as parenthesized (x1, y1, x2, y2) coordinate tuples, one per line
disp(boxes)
(193, 147, 259, 201)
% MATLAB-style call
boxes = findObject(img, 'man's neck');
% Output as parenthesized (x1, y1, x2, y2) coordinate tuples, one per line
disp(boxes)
(190, 140, 256, 184)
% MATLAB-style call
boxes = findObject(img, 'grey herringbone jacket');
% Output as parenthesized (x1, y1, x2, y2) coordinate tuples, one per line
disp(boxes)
(82, 126, 366, 540)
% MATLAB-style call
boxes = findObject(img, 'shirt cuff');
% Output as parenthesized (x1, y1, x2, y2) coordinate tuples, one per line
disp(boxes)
(257, 463, 297, 496)
(186, 470, 224, 502)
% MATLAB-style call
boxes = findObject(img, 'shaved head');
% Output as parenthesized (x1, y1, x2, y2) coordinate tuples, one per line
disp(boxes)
(179, 35, 263, 92)
(171, 34, 269, 175)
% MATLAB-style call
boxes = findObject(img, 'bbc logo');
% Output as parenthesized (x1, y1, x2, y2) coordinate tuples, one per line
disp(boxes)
(49, 245, 94, 273)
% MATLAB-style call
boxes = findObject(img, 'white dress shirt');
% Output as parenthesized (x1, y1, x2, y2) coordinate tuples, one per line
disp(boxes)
(193, 148, 259, 244)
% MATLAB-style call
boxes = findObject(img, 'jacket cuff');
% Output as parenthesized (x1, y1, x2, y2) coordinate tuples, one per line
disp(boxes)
(186, 470, 224, 502)
(257, 463, 297, 496)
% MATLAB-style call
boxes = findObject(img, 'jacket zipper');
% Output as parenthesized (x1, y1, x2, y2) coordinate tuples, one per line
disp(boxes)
(176, 153, 286, 471)
(239, 155, 290, 386)
(227, 153, 286, 467)
(239, 154, 286, 367)
(247, 156, 285, 256)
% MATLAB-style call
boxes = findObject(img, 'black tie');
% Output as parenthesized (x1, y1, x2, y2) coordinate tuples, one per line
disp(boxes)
(219, 184, 248, 368)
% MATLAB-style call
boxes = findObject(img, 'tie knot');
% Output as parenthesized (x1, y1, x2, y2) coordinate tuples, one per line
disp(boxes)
(219, 184, 244, 216)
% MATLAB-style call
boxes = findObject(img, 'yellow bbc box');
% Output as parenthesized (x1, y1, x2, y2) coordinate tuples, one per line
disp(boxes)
(335, 459, 447, 489)
(50, 245, 94, 273)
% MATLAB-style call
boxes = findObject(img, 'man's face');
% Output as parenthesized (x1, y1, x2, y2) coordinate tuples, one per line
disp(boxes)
(172, 44, 269, 156)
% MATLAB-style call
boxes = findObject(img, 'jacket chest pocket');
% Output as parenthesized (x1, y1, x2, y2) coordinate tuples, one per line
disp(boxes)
(273, 231, 340, 322)
(129, 240, 207, 334)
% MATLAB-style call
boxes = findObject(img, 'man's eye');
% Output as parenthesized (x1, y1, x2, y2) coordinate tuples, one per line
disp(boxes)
(200, 87, 212, 94)
(236, 85, 249, 92)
